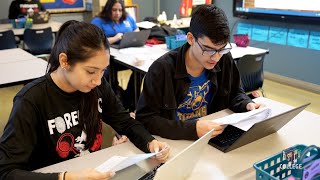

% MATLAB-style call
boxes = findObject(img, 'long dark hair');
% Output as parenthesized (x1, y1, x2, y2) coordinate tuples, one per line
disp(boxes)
(47, 20, 109, 149)
(190, 5, 230, 45)
(99, 0, 127, 22)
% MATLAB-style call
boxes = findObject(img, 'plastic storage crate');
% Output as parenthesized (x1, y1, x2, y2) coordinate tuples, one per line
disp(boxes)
(165, 35, 187, 49)
(253, 144, 320, 180)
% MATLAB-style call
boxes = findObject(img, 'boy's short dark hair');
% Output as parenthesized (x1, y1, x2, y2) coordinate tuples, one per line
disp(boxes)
(190, 5, 230, 45)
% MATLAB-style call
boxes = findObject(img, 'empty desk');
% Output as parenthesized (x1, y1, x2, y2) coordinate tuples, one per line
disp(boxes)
(0, 48, 48, 87)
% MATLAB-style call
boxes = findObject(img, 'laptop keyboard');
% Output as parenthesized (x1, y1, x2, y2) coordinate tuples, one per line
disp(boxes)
(138, 163, 163, 180)
(210, 125, 245, 147)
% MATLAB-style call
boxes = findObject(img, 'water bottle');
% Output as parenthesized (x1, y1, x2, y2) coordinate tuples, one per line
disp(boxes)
(173, 14, 178, 26)
(162, 11, 167, 22)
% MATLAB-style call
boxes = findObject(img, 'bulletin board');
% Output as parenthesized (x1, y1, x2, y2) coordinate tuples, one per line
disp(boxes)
(40, 0, 86, 13)
(236, 23, 320, 51)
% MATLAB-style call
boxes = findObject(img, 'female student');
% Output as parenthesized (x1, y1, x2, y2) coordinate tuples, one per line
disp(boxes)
(91, 0, 137, 111)
(91, 0, 139, 45)
(0, 20, 169, 180)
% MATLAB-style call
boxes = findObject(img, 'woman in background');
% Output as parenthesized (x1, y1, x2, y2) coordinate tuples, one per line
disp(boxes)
(91, 0, 139, 44)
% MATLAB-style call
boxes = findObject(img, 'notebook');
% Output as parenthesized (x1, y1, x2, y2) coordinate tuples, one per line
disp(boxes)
(209, 103, 310, 153)
(138, 128, 215, 180)
(111, 30, 151, 49)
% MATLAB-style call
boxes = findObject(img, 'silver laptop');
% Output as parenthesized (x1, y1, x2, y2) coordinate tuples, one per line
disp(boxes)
(209, 103, 310, 152)
(111, 30, 151, 49)
(126, 128, 213, 180)
(152, 128, 214, 180)
(111, 129, 214, 180)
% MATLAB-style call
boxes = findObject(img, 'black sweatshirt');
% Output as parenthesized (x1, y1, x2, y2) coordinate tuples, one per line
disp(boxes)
(0, 74, 154, 179)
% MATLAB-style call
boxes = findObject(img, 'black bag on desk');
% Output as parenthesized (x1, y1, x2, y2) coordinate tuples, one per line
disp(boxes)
(148, 25, 177, 41)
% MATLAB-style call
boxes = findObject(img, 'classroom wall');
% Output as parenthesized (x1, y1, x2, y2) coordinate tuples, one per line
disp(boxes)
(132, 0, 180, 21)
(0, 1, 12, 19)
(159, 0, 180, 20)
(132, 0, 159, 22)
(160, 1, 320, 87)
(216, 1, 320, 87)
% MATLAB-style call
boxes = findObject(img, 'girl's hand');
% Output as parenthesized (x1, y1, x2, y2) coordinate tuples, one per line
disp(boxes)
(148, 140, 170, 163)
(112, 135, 128, 146)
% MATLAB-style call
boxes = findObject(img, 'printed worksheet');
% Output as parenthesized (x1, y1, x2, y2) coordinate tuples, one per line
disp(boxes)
(95, 152, 160, 173)
(212, 107, 271, 131)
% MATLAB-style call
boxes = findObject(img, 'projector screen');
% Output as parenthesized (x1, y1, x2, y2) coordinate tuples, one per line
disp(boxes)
(233, 0, 320, 23)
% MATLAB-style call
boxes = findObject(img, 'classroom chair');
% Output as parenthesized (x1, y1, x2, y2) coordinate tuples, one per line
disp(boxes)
(236, 53, 266, 97)
(23, 27, 53, 58)
(0, 30, 17, 50)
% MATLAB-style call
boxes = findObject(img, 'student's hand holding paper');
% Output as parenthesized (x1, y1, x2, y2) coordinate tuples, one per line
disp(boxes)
(148, 140, 170, 163)
(246, 102, 265, 111)
(196, 120, 225, 138)
(61, 168, 115, 180)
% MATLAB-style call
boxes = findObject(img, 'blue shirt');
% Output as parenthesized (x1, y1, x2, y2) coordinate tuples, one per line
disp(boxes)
(176, 71, 213, 121)
(91, 15, 137, 38)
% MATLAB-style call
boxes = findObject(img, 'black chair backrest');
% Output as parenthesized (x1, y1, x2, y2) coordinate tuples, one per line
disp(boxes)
(236, 54, 265, 92)
(0, 30, 17, 50)
(23, 27, 53, 55)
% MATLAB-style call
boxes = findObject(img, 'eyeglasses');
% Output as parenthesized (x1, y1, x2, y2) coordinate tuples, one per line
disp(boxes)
(196, 40, 232, 56)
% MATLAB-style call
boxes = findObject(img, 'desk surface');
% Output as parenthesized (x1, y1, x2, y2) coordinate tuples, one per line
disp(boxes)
(0, 21, 62, 35)
(137, 18, 191, 29)
(0, 49, 48, 86)
(110, 43, 269, 73)
(0, 48, 37, 63)
(0, 59, 48, 86)
(35, 97, 319, 179)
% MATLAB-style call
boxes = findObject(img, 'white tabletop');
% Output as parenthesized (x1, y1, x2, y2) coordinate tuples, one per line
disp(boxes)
(0, 59, 47, 86)
(137, 18, 191, 29)
(0, 48, 38, 63)
(230, 43, 269, 58)
(0, 21, 62, 35)
(166, 17, 191, 29)
(110, 43, 269, 73)
(35, 97, 319, 179)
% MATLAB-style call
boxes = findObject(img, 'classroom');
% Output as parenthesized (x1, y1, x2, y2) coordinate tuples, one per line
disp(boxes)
(0, 0, 319, 179)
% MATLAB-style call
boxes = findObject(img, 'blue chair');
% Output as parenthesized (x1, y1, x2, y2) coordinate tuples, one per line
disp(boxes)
(236, 53, 266, 96)
(0, 30, 17, 50)
(23, 27, 53, 57)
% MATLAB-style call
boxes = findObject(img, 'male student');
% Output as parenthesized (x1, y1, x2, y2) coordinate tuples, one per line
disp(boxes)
(136, 5, 263, 140)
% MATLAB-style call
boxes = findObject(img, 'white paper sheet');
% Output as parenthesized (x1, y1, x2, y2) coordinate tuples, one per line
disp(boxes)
(95, 152, 159, 173)
(136, 21, 157, 29)
(212, 107, 272, 131)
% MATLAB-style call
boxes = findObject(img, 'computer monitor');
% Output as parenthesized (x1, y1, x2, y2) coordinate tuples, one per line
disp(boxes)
(233, 0, 320, 24)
